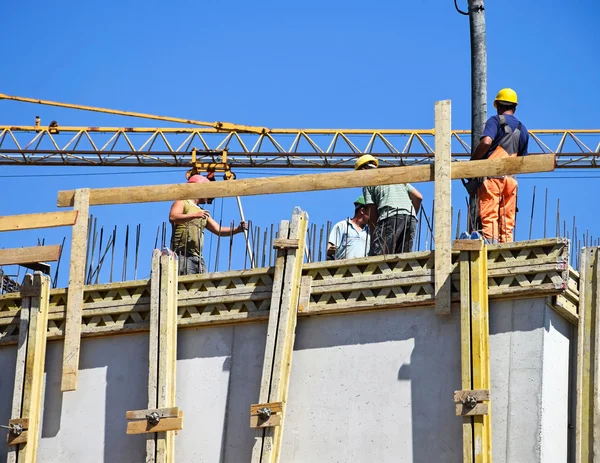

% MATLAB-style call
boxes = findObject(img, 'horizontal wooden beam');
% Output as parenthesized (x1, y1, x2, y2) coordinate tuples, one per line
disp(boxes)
(57, 154, 556, 207)
(0, 245, 61, 266)
(0, 211, 78, 232)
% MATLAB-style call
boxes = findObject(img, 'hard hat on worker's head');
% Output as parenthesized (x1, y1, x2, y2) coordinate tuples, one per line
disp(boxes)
(494, 88, 518, 108)
(354, 154, 379, 170)
(354, 195, 367, 208)
(187, 174, 210, 184)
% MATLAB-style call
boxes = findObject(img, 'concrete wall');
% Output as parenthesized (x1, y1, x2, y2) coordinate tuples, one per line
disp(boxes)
(0, 298, 570, 463)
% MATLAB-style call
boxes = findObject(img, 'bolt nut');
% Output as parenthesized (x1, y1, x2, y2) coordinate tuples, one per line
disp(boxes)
(10, 424, 23, 436)
(146, 412, 161, 425)
(463, 395, 478, 408)
(257, 407, 271, 420)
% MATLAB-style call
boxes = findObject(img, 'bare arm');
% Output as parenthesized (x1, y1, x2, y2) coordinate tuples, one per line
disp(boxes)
(169, 200, 210, 224)
(205, 217, 248, 236)
(471, 136, 493, 160)
(409, 189, 423, 213)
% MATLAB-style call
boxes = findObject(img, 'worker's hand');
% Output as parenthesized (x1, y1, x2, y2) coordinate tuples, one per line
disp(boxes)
(195, 210, 211, 220)
(235, 221, 248, 234)
(327, 244, 337, 256)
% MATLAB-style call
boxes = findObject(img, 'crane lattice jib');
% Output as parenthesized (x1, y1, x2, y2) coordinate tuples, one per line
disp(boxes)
(0, 126, 599, 169)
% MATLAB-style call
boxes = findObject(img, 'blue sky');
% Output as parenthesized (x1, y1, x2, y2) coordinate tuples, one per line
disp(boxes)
(1, 0, 599, 286)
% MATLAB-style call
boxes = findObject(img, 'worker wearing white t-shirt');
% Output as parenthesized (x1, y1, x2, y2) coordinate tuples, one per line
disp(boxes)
(327, 196, 371, 260)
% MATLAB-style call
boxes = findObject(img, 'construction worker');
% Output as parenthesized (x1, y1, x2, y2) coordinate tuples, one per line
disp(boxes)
(169, 174, 248, 275)
(327, 196, 371, 260)
(470, 88, 529, 243)
(355, 155, 423, 255)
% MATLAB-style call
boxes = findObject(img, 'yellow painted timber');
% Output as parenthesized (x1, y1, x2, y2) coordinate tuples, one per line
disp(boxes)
(459, 252, 473, 463)
(0, 211, 78, 232)
(470, 245, 491, 463)
(57, 154, 556, 207)
(0, 245, 61, 266)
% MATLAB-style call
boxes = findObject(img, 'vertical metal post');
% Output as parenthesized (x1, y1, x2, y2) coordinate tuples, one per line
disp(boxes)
(468, 0, 487, 148)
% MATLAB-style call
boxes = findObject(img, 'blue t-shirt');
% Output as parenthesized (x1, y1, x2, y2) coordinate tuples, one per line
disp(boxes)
(481, 114, 529, 157)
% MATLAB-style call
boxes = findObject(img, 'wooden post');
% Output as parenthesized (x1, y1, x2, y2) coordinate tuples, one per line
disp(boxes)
(434, 99, 452, 315)
(251, 208, 308, 463)
(456, 246, 491, 463)
(459, 252, 473, 463)
(575, 247, 599, 462)
(135, 250, 181, 463)
(61, 188, 90, 391)
(7, 272, 50, 463)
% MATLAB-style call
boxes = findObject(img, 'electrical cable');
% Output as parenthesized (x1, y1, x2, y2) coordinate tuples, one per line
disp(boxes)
(454, 0, 469, 15)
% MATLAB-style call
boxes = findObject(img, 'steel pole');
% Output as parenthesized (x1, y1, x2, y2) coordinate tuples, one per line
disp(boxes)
(468, 0, 488, 147)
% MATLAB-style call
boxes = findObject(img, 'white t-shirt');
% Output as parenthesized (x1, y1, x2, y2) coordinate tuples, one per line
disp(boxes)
(328, 219, 370, 260)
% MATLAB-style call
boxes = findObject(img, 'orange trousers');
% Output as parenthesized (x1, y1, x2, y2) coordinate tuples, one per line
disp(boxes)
(478, 176, 518, 243)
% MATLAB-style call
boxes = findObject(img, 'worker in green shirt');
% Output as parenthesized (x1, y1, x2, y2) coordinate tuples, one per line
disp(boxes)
(355, 155, 423, 255)
(169, 174, 247, 275)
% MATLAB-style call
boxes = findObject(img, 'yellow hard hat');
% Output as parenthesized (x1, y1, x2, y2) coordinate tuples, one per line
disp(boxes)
(494, 88, 518, 108)
(354, 154, 379, 170)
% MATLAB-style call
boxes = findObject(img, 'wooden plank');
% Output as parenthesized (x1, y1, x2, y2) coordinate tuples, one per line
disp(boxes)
(126, 407, 179, 420)
(456, 403, 489, 416)
(127, 416, 183, 435)
(57, 154, 557, 207)
(263, 210, 308, 463)
(576, 248, 593, 463)
(7, 431, 28, 446)
(7, 275, 32, 463)
(157, 252, 178, 463)
(594, 250, 600, 461)
(61, 188, 90, 391)
(470, 246, 491, 463)
(0, 245, 60, 266)
(8, 418, 29, 428)
(297, 276, 312, 313)
(459, 252, 473, 463)
(272, 238, 299, 250)
(0, 210, 78, 232)
(454, 390, 490, 402)
(453, 240, 484, 251)
(250, 402, 283, 414)
(250, 414, 282, 429)
(18, 273, 50, 463)
(251, 220, 290, 463)
(146, 250, 161, 462)
(434, 100, 452, 315)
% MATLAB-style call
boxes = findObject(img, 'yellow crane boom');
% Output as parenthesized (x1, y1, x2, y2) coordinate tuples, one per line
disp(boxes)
(0, 92, 599, 169)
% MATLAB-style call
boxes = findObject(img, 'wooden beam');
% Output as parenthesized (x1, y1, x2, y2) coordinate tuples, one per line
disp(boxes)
(459, 252, 473, 463)
(0, 210, 78, 232)
(0, 245, 60, 266)
(146, 250, 161, 462)
(470, 245, 492, 463)
(57, 154, 557, 207)
(575, 247, 598, 462)
(61, 188, 90, 391)
(9, 273, 50, 463)
(453, 239, 484, 252)
(7, 275, 32, 463)
(252, 209, 308, 463)
(434, 100, 452, 315)
(127, 414, 183, 435)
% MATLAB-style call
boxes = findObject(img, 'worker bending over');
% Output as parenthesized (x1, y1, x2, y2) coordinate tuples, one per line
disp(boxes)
(471, 88, 529, 243)
(169, 174, 248, 275)
(355, 155, 423, 255)
(327, 196, 370, 260)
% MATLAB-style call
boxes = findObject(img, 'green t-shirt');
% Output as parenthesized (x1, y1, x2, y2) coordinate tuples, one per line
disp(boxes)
(171, 200, 207, 257)
(363, 184, 416, 221)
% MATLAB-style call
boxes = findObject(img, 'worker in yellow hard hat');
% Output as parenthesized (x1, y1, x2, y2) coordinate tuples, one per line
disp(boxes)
(355, 155, 423, 255)
(470, 88, 530, 243)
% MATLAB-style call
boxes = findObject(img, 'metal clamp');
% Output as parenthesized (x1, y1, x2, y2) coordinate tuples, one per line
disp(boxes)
(0, 423, 24, 436)
(146, 411, 161, 426)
